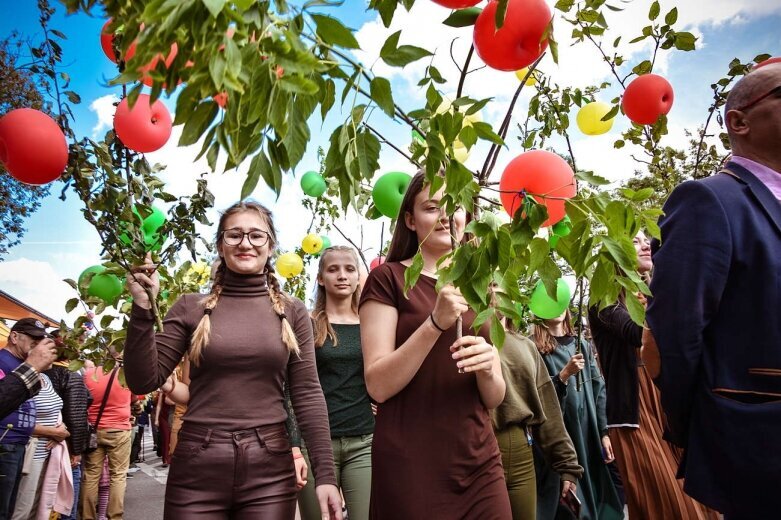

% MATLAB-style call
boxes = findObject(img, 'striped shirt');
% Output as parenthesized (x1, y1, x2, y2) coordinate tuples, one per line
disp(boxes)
(33, 374, 63, 460)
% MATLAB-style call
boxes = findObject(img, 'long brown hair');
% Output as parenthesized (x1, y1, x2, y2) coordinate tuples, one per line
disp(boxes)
(189, 201, 300, 366)
(311, 246, 361, 347)
(531, 308, 575, 355)
(385, 170, 427, 263)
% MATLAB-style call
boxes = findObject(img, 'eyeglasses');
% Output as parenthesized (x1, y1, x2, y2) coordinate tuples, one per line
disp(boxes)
(221, 229, 270, 247)
(734, 85, 781, 112)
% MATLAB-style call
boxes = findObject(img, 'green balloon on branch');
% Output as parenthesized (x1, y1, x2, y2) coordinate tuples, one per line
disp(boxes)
(301, 171, 327, 197)
(372, 171, 412, 219)
(314, 235, 332, 256)
(366, 205, 383, 220)
(529, 279, 571, 319)
(141, 206, 166, 236)
(551, 215, 572, 237)
(119, 205, 167, 251)
(79, 265, 123, 304)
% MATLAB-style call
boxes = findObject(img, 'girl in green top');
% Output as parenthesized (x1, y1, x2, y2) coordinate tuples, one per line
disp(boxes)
(296, 246, 374, 520)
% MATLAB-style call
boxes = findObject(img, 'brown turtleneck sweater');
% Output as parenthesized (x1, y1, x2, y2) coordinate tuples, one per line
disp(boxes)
(124, 269, 336, 486)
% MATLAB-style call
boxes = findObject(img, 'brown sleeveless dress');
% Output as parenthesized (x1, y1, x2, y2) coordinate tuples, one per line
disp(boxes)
(360, 262, 511, 520)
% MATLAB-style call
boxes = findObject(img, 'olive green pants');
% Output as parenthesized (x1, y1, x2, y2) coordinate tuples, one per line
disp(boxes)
(496, 425, 536, 520)
(298, 434, 372, 520)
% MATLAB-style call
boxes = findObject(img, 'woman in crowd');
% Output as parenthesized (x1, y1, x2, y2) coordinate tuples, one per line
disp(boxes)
(588, 231, 717, 520)
(296, 246, 374, 520)
(531, 310, 622, 520)
(12, 372, 68, 519)
(124, 201, 342, 519)
(359, 171, 511, 518)
(492, 327, 583, 520)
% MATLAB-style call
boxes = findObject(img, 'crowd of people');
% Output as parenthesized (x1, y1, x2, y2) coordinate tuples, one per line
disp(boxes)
(0, 58, 778, 520)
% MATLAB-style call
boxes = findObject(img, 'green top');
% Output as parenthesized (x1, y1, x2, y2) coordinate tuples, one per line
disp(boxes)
(289, 323, 374, 445)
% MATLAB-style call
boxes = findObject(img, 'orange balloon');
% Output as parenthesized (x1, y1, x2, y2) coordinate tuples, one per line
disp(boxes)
(0, 108, 68, 185)
(622, 74, 674, 125)
(113, 94, 172, 153)
(499, 150, 576, 227)
(213, 92, 228, 108)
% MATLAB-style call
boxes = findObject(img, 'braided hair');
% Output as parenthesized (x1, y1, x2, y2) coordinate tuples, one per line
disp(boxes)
(188, 201, 300, 366)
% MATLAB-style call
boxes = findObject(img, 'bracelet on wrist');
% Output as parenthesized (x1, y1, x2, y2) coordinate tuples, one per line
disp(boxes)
(429, 313, 447, 333)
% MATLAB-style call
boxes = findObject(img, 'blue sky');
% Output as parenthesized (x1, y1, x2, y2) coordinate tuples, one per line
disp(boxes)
(1, 0, 779, 323)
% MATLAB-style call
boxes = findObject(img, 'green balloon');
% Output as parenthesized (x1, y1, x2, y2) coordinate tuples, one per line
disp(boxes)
(141, 207, 166, 236)
(301, 171, 327, 197)
(529, 279, 571, 319)
(551, 216, 572, 237)
(411, 130, 424, 143)
(372, 172, 412, 219)
(549, 234, 560, 248)
(366, 205, 383, 220)
(79, 265, 123, 304)
(119, 205, 167, 251)
(313, 236, 331, 256)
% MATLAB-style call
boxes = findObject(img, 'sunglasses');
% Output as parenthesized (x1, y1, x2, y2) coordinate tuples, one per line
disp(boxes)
(734, 85, 781, 112)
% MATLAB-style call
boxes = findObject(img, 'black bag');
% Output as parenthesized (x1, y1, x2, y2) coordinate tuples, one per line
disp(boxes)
(85, 368, 118, 453)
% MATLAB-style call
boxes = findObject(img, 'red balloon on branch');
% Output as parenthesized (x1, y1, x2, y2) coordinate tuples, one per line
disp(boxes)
(499, 150, 576, 227)
(100, 19, 137, 64)
(473, 0, 551, 71)
(431, 0, 481, 7)
(113, 94, 172, 153)
(0, 108, 68, 185)
(140, 43, 179, 87)
(370, 256, 386, 271)
(622, 74, 674, 125)
(213, 92, 228, 108)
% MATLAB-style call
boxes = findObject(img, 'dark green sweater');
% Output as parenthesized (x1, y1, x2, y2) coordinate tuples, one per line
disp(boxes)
(289, 323, 374, 445)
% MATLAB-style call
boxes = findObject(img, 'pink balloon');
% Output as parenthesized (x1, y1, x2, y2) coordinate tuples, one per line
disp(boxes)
(113, 94, 172, 153)
(0, 108, 67, 185)
(370, 256, 386, 270)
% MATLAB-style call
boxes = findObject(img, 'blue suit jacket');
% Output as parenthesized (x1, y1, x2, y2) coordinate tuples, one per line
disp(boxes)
(647, 162, 781, 516)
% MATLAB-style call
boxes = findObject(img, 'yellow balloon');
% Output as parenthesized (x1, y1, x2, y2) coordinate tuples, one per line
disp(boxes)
(276, 252, 303, 278)
(576, 101, 615, 136)
(452, 140, 471, 163)
(514, 68, 538, 86)
(436, 97, 482, 127)
(301, 233, 324, 254)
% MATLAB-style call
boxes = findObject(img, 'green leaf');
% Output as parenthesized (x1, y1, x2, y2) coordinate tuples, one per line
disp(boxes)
(443, 7, 482, 27)
(528, 238, 550, 273)
(278, 75, 319, 95)
(648, 1, 660, 21)
(380, 31, 432, 67)
(575, 170, 610, 186)
(311, 14, 360, 49)
(321, 78, 335, 120)
(602, 236, 638, 271)
(179, 102, 219, 146)
(403, 251, 423, 298)
(202, 0, 226, 17)
(489, 313, 506, 349)
(471, 121, 504, 146)
(554, 0, 575, 12)
(64, 90, 81, 104)
(494, 0, 509, 29)
(65, 298, 79, 313)
(664, 7, 678, 25)
(624, 290, 646, 325)
(68, 359, 85, 372)
(673, 32, 697, 51)
(370, 77, 395, 118)
(242, 152, 268, 199)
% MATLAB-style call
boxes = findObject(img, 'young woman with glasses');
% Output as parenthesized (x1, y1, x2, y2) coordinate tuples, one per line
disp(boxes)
(124, 201, 342, 520)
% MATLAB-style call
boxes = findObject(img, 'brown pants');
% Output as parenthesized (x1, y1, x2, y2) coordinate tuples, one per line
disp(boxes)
(164, 422, 297, 519)
(81, 429, 132, 520)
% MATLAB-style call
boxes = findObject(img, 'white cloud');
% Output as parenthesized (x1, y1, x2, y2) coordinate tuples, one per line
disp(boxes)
(0, 258, 82, 325)
(89, 94, 120, 138)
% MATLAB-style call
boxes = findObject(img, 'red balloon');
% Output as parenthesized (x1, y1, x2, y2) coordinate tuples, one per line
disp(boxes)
(499, 150, 576, 227)
(622, 74, 674, 125)
(0, 108, 67, 185)
(213, 92, 228, 108)
(431, 0, 481, 7)
(100, 20, 117, 63)
(473, 0, 551, 71)
(113, 94, 172, 153)
(370, 256, 386, 271)
(140, 43, 179, 88)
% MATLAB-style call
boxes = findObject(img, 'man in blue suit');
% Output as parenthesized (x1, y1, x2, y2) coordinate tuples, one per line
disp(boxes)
(646, 59, 781, 519)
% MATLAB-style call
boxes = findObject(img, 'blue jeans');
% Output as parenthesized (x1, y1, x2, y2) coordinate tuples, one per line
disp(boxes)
(0, 443, 26, 520)
(60, 463, 81, 520)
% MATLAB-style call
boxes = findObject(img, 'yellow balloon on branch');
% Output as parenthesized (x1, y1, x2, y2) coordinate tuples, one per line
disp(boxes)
(452, 140, 471, 163)
(301, 233, 324, 255)
(514, 67, 538, 86)
(576, 101, 615, 136)
(436, 97, 483, 127)
(276, 252, 303, 278)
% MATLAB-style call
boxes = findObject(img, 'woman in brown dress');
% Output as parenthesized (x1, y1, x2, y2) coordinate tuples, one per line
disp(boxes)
(359, 172, 511, 519)
(588, 231, 718, 520)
